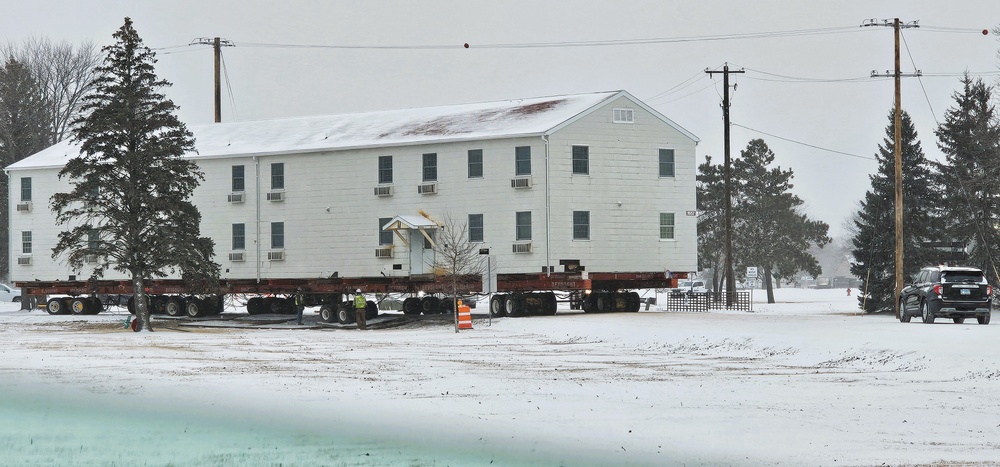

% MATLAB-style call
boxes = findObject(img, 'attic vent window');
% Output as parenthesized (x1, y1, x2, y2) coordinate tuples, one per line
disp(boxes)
(613, 108, 634, 124)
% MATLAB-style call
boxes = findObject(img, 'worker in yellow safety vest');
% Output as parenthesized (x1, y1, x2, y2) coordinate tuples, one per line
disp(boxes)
(354, 289, 367, 330)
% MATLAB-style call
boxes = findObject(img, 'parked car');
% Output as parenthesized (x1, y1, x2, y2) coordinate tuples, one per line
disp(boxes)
(670, 279, 708, 297)
(0, 283, 21, 302)
(898, 266, 991, 324)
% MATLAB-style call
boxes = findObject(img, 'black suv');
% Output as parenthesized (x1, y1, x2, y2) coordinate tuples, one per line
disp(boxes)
(899, 266, 992, 324)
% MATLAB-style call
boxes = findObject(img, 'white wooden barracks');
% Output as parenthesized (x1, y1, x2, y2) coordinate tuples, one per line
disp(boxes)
(6, 90, 699, 283)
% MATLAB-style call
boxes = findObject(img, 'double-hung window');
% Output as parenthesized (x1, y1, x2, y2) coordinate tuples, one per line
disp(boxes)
(468, 214, 484, 242)
(271, 163, 285, 189)
(20, 177, 31, 201)
(232, 165, 245, 191)
(659, 213, 675, 240)
(271, 222, 284, 249)
(572, 146, 589, 175)
(21, 231, 32, 254)
(378, 156, 393, 184)
(422, 153, 437, 182)
(573, 211, 590, 240)
(378, 217, 393, 245)
(515, 211, 532, 241)
(468, 149, 483, 178)
(659, 149, 675, 178)
(515, 146, 531, 176)
(233, 223, 246, 250)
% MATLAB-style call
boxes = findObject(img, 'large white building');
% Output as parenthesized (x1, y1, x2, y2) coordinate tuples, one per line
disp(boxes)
(7, 90, 698, 287)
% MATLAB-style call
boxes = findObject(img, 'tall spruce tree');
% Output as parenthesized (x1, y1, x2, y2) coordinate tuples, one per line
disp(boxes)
(731, 139, 830, 303)
(51, 18, 219, 332)
(934, 74, 1000, 283)
(850, 109, 940, 313)
(696, 155, 727, 292)
(0, 57, 52, 282)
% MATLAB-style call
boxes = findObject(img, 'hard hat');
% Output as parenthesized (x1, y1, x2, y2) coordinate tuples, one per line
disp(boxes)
(356, 289, 362, 293)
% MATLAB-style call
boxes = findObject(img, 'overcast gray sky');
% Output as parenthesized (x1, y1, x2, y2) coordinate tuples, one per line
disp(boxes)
(5, 0, 1000, 241)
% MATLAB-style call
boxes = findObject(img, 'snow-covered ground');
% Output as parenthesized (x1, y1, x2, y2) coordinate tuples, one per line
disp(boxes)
(1, 288, 998, 466)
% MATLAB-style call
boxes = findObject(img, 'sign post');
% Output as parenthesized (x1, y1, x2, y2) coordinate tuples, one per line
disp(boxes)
(746, 267, 758, 311)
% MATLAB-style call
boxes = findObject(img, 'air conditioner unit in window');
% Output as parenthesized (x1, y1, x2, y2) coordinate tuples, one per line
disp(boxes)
(16, 201, 31, 212)
(227, 192, 245, 203)
(418, 183, 437, 195)
(511, 177, 532, 189)
(512, 243, 533, 254)
(17, 256, 31, 266)
(228, 252, 245, 262)
(374, 185, 393, 197)
(266, 191, 285, 202)
(375, 246, 393, 258)
(267, 250, 285, 261)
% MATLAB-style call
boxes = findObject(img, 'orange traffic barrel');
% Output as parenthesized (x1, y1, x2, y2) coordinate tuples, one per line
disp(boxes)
(457, 305, 472, 329)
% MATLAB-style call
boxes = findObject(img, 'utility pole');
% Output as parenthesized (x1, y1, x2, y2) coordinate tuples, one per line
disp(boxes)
(863, 18, 919, 319)
(191, 37, 235, 122)
(705, 63, 744, 307)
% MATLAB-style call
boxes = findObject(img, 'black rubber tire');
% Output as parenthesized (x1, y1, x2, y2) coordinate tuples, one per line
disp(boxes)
(186, 299, 204, 318)
(421, 296, 441, 315)
(978, 313, 991, 325)
(270, 297, 290, 314)
(542, 293, 558, 316)
(628, 292, 641, 312)
(319, 304, 335, 323)
(246, 297, 263, 315)
(490, 295, 507, 317)
(165, 297, 184, 317)
(582, 293, 598, 313)
(366, 300, 378, 320)
(402, 297, 421, 316)
(505, 293, 525, 317)
(921, 300, 935, 324)
(899, 299, 910, 323)
(126, 296, 136, 315)
(87, 297, 104, 315)
(336, 303, 355, 324)
(70, 298, 89, 315)
(150, 296, 167, 315)
(953, 317, 965, 324)
(46, 298, 66, 315)
(596, 292, 612, 312)
(438, 298, 455, 315)
(261, 297, 275, 315)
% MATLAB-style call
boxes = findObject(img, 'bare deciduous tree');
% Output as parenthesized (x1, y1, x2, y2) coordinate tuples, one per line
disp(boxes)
(432, 215, 489, 332)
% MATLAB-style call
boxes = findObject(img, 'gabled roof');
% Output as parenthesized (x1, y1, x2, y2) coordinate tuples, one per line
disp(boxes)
(7, 90, 698, 170)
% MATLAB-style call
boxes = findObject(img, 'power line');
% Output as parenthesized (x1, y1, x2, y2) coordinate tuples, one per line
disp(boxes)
(731, 123, 874, 160)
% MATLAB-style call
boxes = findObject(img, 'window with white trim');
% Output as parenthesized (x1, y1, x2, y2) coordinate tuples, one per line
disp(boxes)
(659, 212, 675, 240)
(515, 146, 531, 176)
(271, 222, 284, 249)
(378, 217, 393, 245)
(20, 177, 31, 201)
(515, 211, 532, 241)
(573, 211, 590, 240)
(469, 214, 484, 243)
(468, 149, 483, 178)
(572, 145, 589, 175)
(378, 155, 393, 184)
(659, 149, 675, 177)
(422, 153, 437, 182)
(613, 108, 634, 123)
(271, 163, 285, 189)
(233, 223, 245, 250)
(232, 165, 245, 191)
(21, 231, 32, 254)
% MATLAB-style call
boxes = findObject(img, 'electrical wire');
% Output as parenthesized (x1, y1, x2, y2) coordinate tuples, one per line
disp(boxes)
(731, 123, 875, 160)
(900, 29, 939, 126)
(220, 49, 239, 122)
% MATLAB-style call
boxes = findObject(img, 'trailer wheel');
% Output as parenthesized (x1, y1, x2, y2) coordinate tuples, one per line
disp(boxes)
(506, 293, 525, 317)
(165, 297, 185, 317)
(150, 296, 167, 315)
(420, 296, 440, 315)
(87, 297, 104, 315)
(489, 295, 507, 317)
(270, 297, 291, 314)
(186, 299, 204, 318)
(46, 298, 66, 315)
(438, 298, 455, 315)
(246, 297, 263, 315)
(541, 293, 558, 315)
(582, 293, 598, 313)
(126, 296, 136, 315)
(596, 292, 613, 312)
(366, 300, 379, 320)
(320, 304, 336, 323)
(70, 298, 89, 315)
(628, 292, 641, 312)
(402, 297, 421, 315)
(336, 303, 355, 324)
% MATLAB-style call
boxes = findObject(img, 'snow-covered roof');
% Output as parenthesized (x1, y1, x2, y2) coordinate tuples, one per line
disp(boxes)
(382, 215, 439, 231)
(7, 90, 697, 170)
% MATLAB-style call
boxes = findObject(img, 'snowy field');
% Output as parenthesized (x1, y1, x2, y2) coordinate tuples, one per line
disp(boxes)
(1, 288, 998, 466)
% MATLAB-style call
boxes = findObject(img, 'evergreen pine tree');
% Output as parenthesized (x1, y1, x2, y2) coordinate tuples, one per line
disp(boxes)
(731, 139, 830, 303)
(934, 74, 1000, 282)
(696, 155, 727, 292)
(850, 109, 940, 313)
(0, 57, 52, 282)
(51, 18, 220, 332)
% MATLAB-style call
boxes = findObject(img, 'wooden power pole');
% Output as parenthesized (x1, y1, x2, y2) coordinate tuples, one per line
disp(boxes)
(191, 37, 234, 122)
(863, 18, 919, 318)
(706, 63, 744, 306)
